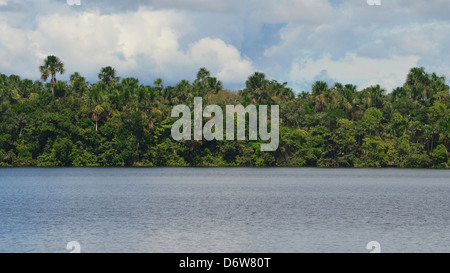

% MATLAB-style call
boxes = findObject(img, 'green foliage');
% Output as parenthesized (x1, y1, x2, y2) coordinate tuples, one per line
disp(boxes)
(432, 144, 448, 167)
(0, 62, 448, 168)
(356, 136, 391, 167)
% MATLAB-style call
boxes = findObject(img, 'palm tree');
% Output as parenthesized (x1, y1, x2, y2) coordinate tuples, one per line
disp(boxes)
(196, 67, 210, 83)
(428, 73, 448, 101)
(405, 67, 431, 101)
(98, 66, 118, 87)
(153, 78, 163, 88)
(85, 83, 106, 131)
(246, 72, 268, 91)
(267, 80, 294, 102)
(205, 77, 223, 93)
(315, 94, 326, 111)
(70, 72, 88, 97)
(69, 72, 82, 84)
(311, 81, 328, 96)
(243, 72, 270, 104)
(339, 85, 357, 119)
(39, 55, 65, 95)
(405, 67, 428, 89)
(391, 87, 407, 101)
(367, 85, 386, 108)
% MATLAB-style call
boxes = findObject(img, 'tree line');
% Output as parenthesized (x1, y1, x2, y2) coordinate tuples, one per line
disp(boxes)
(0, 55, 449, 168)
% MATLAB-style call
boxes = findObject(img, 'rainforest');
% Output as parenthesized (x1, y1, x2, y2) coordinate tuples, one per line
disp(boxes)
(0, 56, 449, 168)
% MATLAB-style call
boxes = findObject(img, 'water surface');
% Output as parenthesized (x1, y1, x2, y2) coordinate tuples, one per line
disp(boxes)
(0, 168, 448, 253)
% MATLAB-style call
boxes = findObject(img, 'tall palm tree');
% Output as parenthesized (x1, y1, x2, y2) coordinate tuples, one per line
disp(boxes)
(246, 72, 268, 92)
(98, 66, 118, 87)
(405, 67, 428, 89)
(39, 55, 65, 95)
(405, 67, 431, 101)
(196, 67, 210, 83)
(367, 85, 385, 108)
(85, 83, 106, 131)
(243, 72, 269, 104)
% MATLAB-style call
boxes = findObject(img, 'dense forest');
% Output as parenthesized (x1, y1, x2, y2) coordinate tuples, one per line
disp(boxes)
(0, 56, 449, 168)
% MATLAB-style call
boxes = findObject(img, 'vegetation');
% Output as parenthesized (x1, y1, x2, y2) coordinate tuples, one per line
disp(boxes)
(0, 57, 449, 168)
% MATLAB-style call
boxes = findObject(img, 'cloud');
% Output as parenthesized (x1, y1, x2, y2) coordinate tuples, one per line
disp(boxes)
(385, 23, 450, 56)
(151, 0, 241, 13)
(0, 7, 255, 87)
(187, 37, 254, 83)
(258, 1, 450, 92)
(78, 0, 242, 14)
(399, 0, 450, 22)
(252, 0, 335, 24)
(0, 0, 449, 92)
(0, 17, 38, 75)
(289, 53, 420, 92)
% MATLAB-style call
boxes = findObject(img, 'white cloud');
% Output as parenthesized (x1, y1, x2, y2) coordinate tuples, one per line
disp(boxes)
(259, 1, 450, 92)
(384, 23, 450, 57)
(187, 37, 254, 82)
(0, 18, 38, 75)
(263, 24, 304, 59)
(289, 53, 420, 92)
(0, 7, 255, 86)
(0, 0, 449, 92)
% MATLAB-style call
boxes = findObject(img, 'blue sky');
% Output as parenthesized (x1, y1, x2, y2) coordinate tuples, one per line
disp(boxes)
(1, 0, 449, 93)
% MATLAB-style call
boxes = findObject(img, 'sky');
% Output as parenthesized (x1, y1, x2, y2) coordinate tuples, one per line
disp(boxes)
(1, 0, 449, 93)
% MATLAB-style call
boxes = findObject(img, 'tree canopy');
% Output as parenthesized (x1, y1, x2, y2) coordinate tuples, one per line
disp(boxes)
(0, 58, 448, 168)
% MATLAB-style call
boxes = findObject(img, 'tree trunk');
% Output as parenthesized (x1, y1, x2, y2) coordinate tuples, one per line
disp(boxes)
(51, 74, 56, 96)
(431, 136, 434, 152)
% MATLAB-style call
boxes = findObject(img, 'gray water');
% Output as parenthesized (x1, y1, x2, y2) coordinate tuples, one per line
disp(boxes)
(0, 168, 449, 253)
